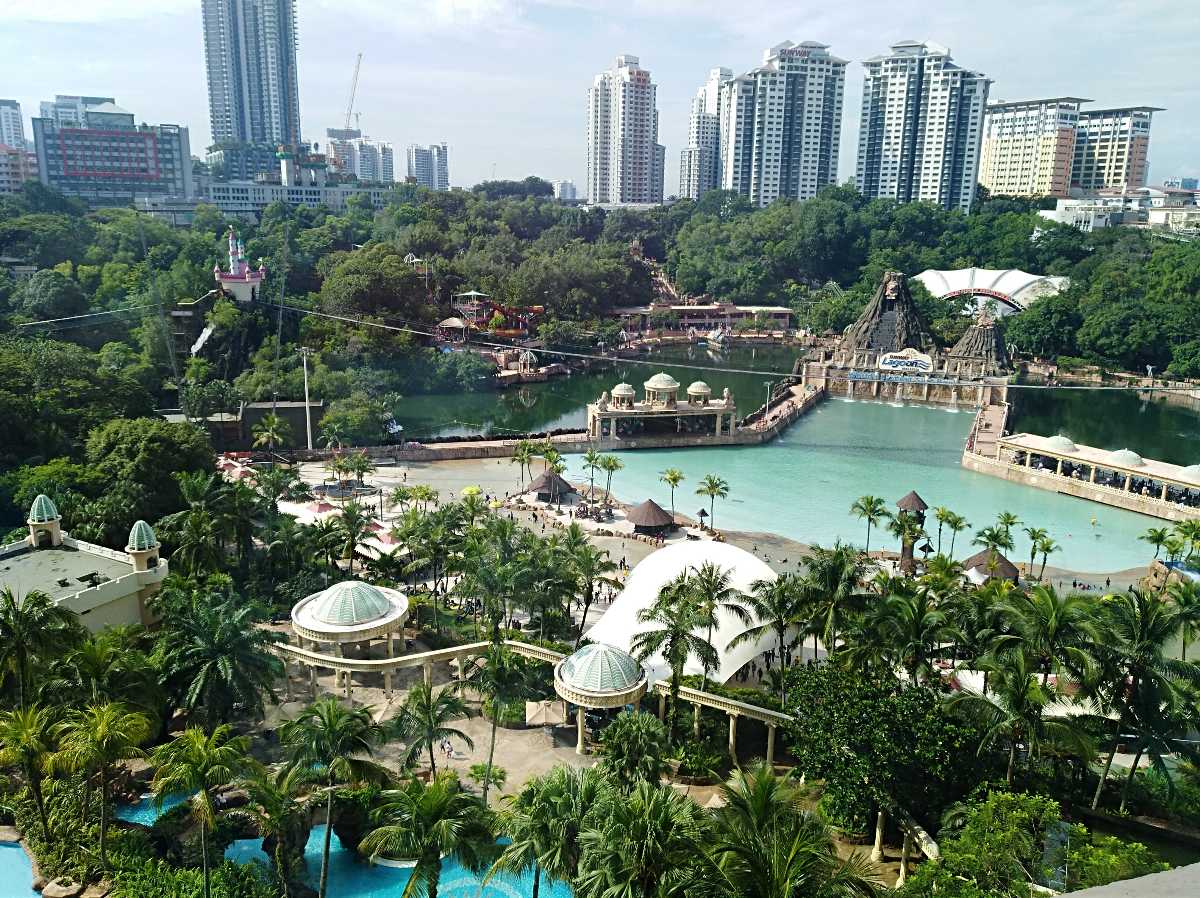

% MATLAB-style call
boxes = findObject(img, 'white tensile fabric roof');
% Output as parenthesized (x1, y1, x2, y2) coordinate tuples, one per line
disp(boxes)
(914, 267, 1069, 311)
(585, 541, 778, 685)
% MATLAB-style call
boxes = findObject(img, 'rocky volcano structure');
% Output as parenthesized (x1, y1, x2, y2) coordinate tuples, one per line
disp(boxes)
(841, 271, 934, 354)
(949, 311, 1011, 374)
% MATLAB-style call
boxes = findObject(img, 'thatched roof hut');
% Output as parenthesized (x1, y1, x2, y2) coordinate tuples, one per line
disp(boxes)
(961, 548, 1020, 584)
(625, 499, 674, 534)
(525, 470, 576, 503)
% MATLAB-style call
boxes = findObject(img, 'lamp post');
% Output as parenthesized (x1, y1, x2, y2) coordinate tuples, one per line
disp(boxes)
(299, 347, 315, 450)
(763, 380, 773, 419)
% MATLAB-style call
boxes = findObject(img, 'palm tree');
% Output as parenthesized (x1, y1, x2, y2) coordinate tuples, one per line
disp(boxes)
(700, 762, 881, 898)
(491, 766, 607, 893)
(0, 704, 57, 842)
(696, 474, 730, 531)
(860, 583, 957, 683)
(1140, 527, 1171, 560)
(1115, 679, 1197, 814)
(332, 500, 373, 574)
(947, 652, 1092, 786)
(53, 702, 151, 869)
(1088, 589, 1200, 810)
(729, 574, 806, 704)
(599, 454, 624, 504)
(631, 575, 717, 744)
(0, 587, 82, 707)
(151, 725, 255, 898)
(1022, 526, 1049, 579)
(798, 543, 867, 656)
(359, 771, 495, 898)
(391, 680, 475, 776)
(1167, 579, 1200, 661)
(1163, 536, 1188, 563)
(320, 420, 347, 451)
(157, 586, 284, 727)
(689, 562, 749, 690)
(1000, 584, 1097, 685)
(169, 509, 225, 576)
(1175, 519, 1200, 559)
(996, 511, 1022, 541)
(932, 506, 953, 556)
(659, 468, 685, 522)
(490, 767, 602, 898)
(973, 524, 1015, 555)
(511, 440, 535, 488)
(466, 645, 532, 805)
(570, 543, 619, 649)
(888, 510, 927, 577)
(945, 512, 970, 560)
(48, 631, 160, 718)
(582, 449, 604, 498)
(1036, 536, 1060, 581)
(850, 495, 890, 555)
(252, 412, 292, 451)
(237, 763, 317, 898)
(575, 781, 704, 898)
(280, 698, 391, 898)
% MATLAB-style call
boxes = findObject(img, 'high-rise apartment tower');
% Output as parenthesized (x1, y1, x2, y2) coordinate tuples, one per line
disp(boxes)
(201, 0, 302, 146)
(587, 55, 665, 204)
(679, 68, 731, 200)
(855, 41, 990, 213)
(980, 98, 1088, 198)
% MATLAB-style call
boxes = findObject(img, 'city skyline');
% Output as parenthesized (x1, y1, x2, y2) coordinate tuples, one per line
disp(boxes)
(0, 1, 1194, 193)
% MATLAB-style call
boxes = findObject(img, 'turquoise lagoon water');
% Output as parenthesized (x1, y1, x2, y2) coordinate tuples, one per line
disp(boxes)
(114, 791, 188, 825)
(0, 842, 38, 898)
(565, 397, 1165, 575)
(226, 825, 571, 898)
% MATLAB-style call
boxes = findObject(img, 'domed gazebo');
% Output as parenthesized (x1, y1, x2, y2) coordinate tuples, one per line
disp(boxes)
(291, 580, 409, 696)
(27, 494, 62, 547)
(554, 642, 648, 754)
(643, 372, 680, 407)
(686, 380, 712, 406)
(610, 382, 636, 409)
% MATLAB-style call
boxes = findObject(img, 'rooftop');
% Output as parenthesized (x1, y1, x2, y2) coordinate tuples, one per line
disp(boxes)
(0, 544, 131, 605)
(1000, 433, 1200, 485)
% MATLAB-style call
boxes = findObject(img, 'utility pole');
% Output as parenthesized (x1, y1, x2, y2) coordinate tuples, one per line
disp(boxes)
(300, 347, 315, 450)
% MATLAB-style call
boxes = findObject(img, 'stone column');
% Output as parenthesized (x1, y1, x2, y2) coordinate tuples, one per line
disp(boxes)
(658, 692, 667, 720)
(766, 724, 776, 765)
(283, 661, 292, 701)
(334, 643, 345, 692)
(424, 661, 433, 687)
(1125, 473, 1133, 492)
(693, 705, 701, 738)
(1025, 452, 1032, 467)
(383, 631, 394, 696)
(631, 696, 641, 713)
(871, 810, 886, 863)
(727, 713, 738, 764)
(1161, 483, 1169, 501)
(1056, 457, 1063, 476)
(1090, 467, 1097, 483)
(897, 832, 912, 888)
(576, 707, 587, 755)
(309, 663, 318, 697)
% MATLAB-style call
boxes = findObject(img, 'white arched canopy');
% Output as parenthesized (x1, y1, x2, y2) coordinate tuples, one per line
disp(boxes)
(586, 541, 778, 685)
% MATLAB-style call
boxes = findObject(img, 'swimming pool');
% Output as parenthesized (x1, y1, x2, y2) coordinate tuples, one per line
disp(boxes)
(226, 825, 571, 898)
(0, 842, 39, 898)
(114, 791, 189, 825)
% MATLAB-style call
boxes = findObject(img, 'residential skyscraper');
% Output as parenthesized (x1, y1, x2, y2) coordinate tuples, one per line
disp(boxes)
(0, 142, 36, 196)
(716, 42, 846, 207)
(1071, 106, 1161, 191)
(327, 129, 394, 182)
(679, 67, 731, 200)
(407, 143, 449, 190)
(32, 98, 192, 206)
(0, 100, 26, 149)
(552, 179, 578, 200)
(587, 55, 665, 204)
(980, 98, 1088, 198)
(855, 41, 990, 213)
(201, 0, 302, 147)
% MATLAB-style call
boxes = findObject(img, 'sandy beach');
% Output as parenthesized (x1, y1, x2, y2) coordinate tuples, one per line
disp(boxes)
(298, 456, 1148, 589)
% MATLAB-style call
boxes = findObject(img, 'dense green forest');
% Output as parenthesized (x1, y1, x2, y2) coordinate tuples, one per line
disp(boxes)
(2, 177, 1199, 476)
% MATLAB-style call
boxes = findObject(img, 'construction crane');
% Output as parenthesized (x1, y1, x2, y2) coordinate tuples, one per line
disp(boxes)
(343, 52, 362, 130)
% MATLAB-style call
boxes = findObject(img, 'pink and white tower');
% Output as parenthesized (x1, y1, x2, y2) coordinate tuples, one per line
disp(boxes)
(213, 226, 266, 303)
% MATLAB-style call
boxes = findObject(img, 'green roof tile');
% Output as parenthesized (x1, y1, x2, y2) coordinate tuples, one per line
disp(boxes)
(559, 643, 643, 693)
(28, 494, 59, 523)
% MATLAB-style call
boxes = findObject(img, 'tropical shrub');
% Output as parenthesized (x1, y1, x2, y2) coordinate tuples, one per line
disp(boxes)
(1065, 825, 1167, 890)
(597, 711, 670, 790)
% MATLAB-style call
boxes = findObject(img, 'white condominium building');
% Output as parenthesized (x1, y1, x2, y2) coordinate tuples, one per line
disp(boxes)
(856, 41, 990, 213)
(717, 42, 846, 207)
(587, 55, 665, 204)
(327, 131, 394, 183)
(980, 98, 1088, 198)
(552, 179, 578, 200)
(0, 99, 26, 150)
(407, 143, 449, 191)
(679, 67, 731, 200)
(1071, 106, 1161, 191)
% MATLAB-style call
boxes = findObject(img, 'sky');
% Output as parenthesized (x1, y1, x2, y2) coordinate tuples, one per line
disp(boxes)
(0, 0, 1196, 192)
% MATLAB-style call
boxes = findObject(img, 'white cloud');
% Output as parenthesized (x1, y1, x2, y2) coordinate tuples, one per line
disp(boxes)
(0, 0, 194, 24)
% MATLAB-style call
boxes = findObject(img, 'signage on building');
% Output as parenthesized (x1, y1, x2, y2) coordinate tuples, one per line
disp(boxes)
(878, 348, 934, 373)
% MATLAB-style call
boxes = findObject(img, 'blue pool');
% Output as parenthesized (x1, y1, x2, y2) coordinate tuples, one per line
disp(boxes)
(0, 842, 39, 897)
(226, 825, 571, 898)
(114, 791, 189, 825)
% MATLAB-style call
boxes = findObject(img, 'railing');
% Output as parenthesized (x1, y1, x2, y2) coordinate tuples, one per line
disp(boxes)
(652, 681, 791, 726)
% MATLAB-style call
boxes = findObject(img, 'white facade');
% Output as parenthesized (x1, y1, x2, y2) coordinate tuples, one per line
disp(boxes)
(587, 55, 665, 205)
(716, 42, 846, 207)
(201, 0, 302, 146)
(328, 134, 394, 183)
(679, 68, 731, 200)
(980, 98, 1086, 198)
(407, 143, 449, 190)
(1071, 107, 1159, 191)
(856, 41, 990, 213)
(0, 99, 26, 149)
(552, 179, 578, 200)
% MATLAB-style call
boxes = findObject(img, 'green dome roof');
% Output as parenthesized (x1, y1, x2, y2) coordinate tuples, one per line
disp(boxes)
(1109, 448, 1144, 468)
(559, 643, 644, 693)
(1044, 435, 1077, 453)
(127, 520, 157, 552)
(644, 372, 679, 391)
(28, 494, 59, 523)
(310, 581, 392, 626)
